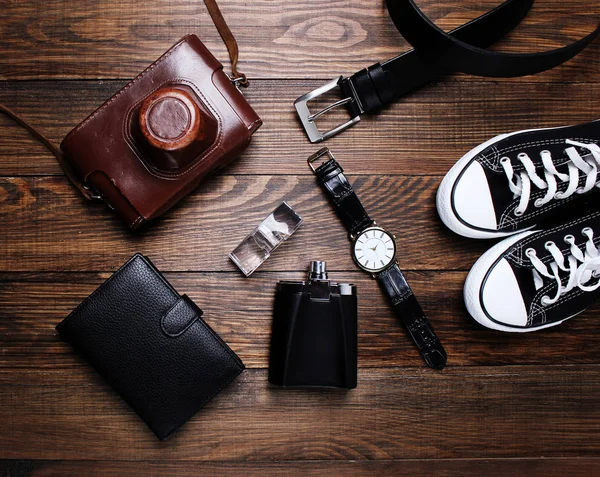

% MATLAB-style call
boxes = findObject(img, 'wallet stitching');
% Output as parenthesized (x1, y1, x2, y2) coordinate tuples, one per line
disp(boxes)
(159, 317, 244, 439)
(57, 253, 146, 330)
(194, 316, 245, 369)
(161, 358, 244, 440)
(68, 37, 191, 136)
(157, 312, 244, 439)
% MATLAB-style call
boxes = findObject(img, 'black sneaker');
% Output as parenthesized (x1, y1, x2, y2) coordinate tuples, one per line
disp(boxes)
(437, 120, 600, 238)
(464, 211, 600, 332)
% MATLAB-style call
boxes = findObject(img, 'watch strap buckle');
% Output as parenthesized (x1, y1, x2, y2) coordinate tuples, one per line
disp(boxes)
(307, 147, 336, 173)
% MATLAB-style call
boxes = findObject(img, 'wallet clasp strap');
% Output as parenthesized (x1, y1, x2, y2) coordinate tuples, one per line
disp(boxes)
(161, 295, 204, 337)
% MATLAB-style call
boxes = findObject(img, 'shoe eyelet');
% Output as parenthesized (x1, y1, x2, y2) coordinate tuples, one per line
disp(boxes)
(541, 296, 551, 306)
(576, 188, 585, 194)
(517, 152, 527, 159)
(564, 234, 575, 244)
(514, 209, 524, 217)
(540, 150, 550, 155)
(525, 248, 536, 258)
(582, 227, 593, 235)
(534, 199, 543, 208)
(500, 156, 510, 164)
(544, 241, 555, 250)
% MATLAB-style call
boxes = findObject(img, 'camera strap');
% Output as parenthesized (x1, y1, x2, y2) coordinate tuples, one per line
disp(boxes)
(295, 0, 600, 143)
(0, 103, 95, 200)
(0, 0, 247, 200)
(202, 0, 249, 87)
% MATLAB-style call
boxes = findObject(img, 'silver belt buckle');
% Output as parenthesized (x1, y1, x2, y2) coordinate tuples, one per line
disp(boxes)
(294, 77, 360, 143)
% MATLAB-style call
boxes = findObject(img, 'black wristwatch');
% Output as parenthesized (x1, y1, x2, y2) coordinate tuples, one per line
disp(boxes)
(308, 148, 447, 369)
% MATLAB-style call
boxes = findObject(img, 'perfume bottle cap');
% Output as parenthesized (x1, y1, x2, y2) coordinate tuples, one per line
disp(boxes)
(309, 261, 328, 280)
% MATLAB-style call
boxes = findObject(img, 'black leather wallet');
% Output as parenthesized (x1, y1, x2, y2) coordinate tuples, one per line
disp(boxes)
(56, 253, 244, 440)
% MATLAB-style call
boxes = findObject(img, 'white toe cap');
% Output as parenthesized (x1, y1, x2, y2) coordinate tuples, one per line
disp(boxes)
(453, 161, 497, 230)
(481, 258, 528, 327)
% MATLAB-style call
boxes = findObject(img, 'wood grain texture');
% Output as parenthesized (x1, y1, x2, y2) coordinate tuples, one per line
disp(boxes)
(0, 174, 497, 272)
(2, 458, 600, 477)
(2, 272, 599, 371)
(2, 0, 600, 473)
(0, 0, 598, 80)
(0, 367, 599, 461)
(0, 80, 599, 176)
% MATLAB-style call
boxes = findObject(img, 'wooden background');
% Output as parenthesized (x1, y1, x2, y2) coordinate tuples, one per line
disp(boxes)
(1, 0, 599, 475)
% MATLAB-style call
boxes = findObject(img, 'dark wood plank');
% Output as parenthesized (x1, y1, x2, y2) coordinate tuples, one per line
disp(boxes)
(2, 271, 599, 371)
(1, 0, 598, 80)
(1, 80, 599, 176)
(0, 366, 598, 460)
(2, 458, 600, 477)
(0, 175, 494, 272)
(2, 0, 599, 471)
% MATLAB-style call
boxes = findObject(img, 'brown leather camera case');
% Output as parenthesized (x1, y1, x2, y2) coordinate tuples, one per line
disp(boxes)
(61, 35, 262, 229)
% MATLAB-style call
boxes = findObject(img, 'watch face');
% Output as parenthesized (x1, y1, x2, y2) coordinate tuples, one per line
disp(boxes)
(352, 227, 396, 272)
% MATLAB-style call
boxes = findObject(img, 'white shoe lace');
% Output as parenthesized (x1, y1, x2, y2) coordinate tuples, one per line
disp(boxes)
(525, 227, 600, 306)
(500, 140, 600, 216)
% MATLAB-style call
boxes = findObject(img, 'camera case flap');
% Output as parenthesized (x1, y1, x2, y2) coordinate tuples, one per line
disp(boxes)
(60, 34, 262, 229)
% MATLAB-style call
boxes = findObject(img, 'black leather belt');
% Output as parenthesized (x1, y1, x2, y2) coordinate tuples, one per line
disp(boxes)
(295, 0, 600, 143)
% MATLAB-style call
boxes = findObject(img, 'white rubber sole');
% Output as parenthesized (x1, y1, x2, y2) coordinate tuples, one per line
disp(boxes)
(464, 230, 573, 332)
(436, 125, 567, 239)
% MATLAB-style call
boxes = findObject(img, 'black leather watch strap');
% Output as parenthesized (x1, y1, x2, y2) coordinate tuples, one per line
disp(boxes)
(378, 263, 447, 369)
(311, 152, 374, 236)
(309, 149, 447, 369)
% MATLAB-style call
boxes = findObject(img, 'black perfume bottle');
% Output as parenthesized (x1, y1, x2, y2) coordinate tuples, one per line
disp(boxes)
(268, 261, 357, 389)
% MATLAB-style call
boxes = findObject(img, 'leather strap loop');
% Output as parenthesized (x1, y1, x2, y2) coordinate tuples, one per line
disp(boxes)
(313, 157, 374, 236)
(0, 104, 95, 200)
(386, 0, 600, 78)
(161, 294, 203, 337)
(203, 0, 249, 86)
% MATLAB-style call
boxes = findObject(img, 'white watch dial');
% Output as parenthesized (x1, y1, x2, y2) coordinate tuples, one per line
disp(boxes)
(353, 227, 396, 272)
